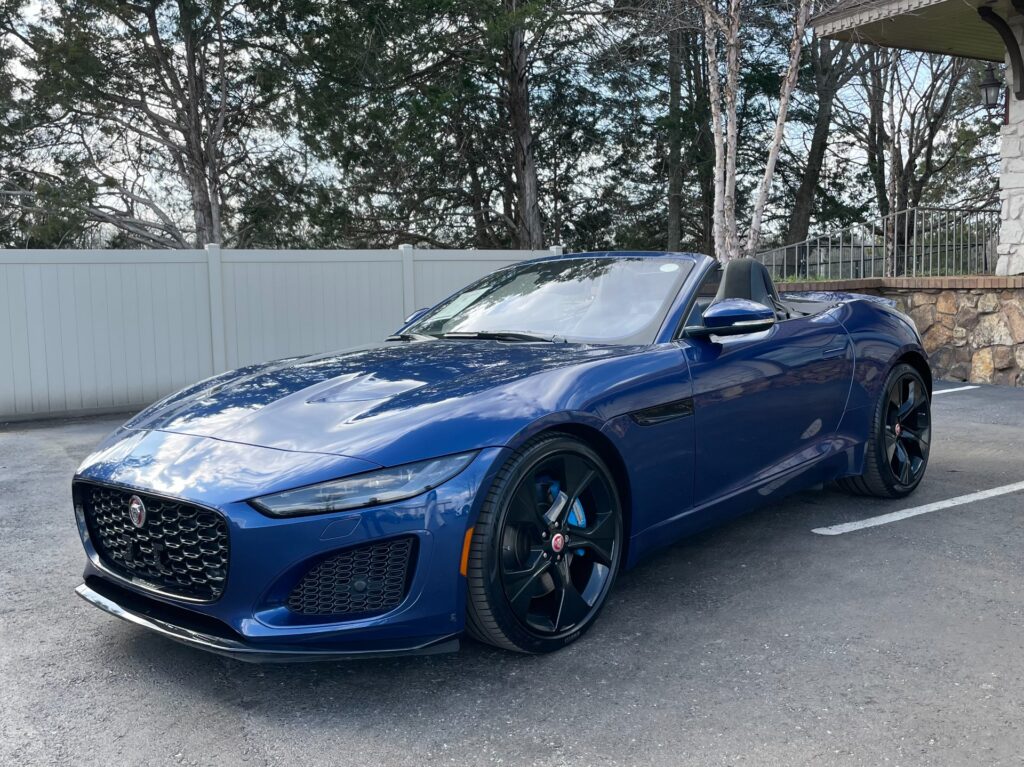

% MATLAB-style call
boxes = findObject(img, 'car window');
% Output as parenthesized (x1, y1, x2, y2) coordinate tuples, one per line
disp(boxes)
(683, 266, 723, 328)
(408, 257, 694, 345)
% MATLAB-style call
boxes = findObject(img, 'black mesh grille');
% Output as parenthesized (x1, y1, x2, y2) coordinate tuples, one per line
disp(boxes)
(78, 483, 229, 601)
(287, 537, 417, 617)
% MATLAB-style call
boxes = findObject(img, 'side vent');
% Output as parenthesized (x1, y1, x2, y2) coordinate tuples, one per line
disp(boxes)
(629, 398, 695, 426)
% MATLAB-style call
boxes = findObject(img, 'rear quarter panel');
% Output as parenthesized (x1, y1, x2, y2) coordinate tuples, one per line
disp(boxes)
(832, 299, 929, 451)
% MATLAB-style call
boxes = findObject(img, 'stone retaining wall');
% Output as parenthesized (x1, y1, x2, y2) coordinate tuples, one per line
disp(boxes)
(781, 277, 1024, 386)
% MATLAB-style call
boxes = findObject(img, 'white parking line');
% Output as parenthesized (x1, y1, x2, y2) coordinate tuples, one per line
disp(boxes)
(933, 385, 979, 395)
(813, 480, 1024, 536)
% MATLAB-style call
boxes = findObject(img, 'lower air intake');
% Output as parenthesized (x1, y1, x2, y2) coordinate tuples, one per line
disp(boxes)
(287, 537, 417, 618)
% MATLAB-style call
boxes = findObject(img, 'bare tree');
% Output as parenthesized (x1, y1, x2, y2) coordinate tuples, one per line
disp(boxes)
(841, 49, 974, 217)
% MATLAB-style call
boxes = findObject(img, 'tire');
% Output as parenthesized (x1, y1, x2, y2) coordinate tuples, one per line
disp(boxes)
(465, 433, 624, 653)
(838, 362, 931, 498)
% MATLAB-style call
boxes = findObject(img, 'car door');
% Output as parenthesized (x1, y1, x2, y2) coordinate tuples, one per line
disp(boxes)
(679, 281, 853, 508)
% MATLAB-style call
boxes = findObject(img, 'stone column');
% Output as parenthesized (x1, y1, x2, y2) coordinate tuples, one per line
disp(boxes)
(998, 18, 1024, 276)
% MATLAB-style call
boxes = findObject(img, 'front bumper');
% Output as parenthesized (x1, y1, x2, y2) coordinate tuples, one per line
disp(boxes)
(73, 429, 508, 660)
(75, 582, 459, 662)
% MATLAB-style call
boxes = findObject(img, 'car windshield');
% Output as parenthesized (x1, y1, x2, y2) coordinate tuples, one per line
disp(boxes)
(407, 256, 693, 345)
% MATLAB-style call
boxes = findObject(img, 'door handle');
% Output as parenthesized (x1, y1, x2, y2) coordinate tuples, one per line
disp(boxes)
(821, 346, 846, 360)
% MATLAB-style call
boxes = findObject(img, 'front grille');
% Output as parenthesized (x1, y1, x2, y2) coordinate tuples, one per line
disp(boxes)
(287, 537, 417, 618)
(78, 483, 229, 601)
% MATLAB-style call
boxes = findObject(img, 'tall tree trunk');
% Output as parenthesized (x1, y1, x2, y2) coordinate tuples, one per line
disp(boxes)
(864, 49, 892, 218)
(667, 26, 684, 251)
(702, 4, 726, 260)
(691, 33, 715, 255)
(187, 169, 215, 247)
(786, 40, 859, 244)
(505, 13, 543, 249)
(786, 88, 834, 243)
(680, 28, 714, 253)
(745, 0, 810, 257)
(502, 162, 516, 244)
(699, 0, 741, 260)
(183, 17, 218, 247)
(721, 0, 741, 259)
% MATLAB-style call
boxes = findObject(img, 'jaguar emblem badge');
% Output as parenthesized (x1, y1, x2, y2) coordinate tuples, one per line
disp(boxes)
(128, 495, 147, 528)
(551, 532, 566, 554)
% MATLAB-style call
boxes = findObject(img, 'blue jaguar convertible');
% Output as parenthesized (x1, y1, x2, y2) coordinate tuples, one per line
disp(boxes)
(73, 252, 931, 659)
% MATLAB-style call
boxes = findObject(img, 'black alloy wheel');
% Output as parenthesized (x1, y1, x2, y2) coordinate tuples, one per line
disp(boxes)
(838, 362, 931, 498)
(465, 434, 623, 653)
(883, 370, 931, 487)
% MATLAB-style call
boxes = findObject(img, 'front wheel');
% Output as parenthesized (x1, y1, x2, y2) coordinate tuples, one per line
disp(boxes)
(839, 362, 931, 498)
(465, 434, 623, 653)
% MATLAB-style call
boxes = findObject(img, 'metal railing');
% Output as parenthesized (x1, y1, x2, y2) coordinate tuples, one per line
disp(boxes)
(755, 207, 1000, 282)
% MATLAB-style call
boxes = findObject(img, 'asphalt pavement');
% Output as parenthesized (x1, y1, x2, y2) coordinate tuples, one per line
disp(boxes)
(1, 382, 1023, 766)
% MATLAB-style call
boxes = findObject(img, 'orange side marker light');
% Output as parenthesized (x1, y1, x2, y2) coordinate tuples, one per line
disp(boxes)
(459, 526, 474, 577)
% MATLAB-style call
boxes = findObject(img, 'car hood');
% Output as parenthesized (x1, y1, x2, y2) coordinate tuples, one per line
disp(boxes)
(123, 341, 640, 465)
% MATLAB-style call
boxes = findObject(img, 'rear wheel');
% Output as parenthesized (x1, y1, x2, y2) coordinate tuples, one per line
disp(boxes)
(839, 362, 931, 498)
(465, 434, 623, 653)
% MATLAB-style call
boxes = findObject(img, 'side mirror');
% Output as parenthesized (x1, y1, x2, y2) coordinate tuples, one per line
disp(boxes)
(403, 307, 430, 325)
(685, 298, 776, 338)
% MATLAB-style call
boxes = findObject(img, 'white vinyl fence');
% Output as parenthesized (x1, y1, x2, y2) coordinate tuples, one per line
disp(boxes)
(0, 245, 553, 421)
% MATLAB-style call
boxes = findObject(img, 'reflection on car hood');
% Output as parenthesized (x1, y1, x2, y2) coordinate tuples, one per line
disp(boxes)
(124, 341, 638, 463)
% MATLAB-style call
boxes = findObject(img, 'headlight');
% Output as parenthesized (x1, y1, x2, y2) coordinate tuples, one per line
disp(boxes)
(250, 451, 477, 517)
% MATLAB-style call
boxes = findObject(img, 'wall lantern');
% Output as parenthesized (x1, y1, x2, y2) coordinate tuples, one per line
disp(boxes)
(980, 63, 1004, 110)
(979, 6, 1024, 100)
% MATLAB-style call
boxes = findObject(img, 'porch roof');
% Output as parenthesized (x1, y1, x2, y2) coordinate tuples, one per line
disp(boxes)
(812, 0, 1012, 62)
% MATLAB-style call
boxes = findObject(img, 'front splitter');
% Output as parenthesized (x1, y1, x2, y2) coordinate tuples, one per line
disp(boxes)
(75, 583, 460, 663)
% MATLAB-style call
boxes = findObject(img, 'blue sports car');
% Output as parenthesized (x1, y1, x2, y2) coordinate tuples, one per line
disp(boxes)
(73, 252, 932, 659)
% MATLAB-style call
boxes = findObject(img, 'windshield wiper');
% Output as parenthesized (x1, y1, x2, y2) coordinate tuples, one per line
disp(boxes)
(441, 330, 566, 343)
(385, 332, 437, 342)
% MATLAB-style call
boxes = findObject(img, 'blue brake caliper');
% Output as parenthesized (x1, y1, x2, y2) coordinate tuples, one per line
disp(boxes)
(548, 481, 587, 556)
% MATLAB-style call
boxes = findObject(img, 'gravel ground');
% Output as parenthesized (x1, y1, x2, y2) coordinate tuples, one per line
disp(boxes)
(2, 382, 1023, 767)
